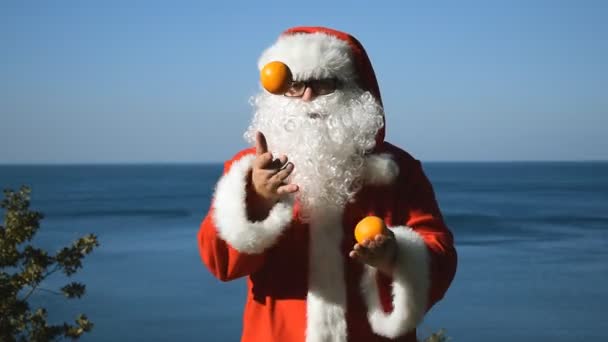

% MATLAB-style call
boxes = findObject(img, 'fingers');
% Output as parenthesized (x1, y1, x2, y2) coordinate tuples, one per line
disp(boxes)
(252, 133, 297, 199)
(267, 154, 287, 170)
(254, 152, 273, 169)
(255, 153, 288, 170)
(373, 234, 387, 247)
(271, 162, 296, 195)
(277, 183, 299, 195)
(255, 131, 269, 156)
(255, 157, 292, 183)
(349, 234, 391, 261)
(350, 242, 368, 260)
(254, 132, 288, 171)
(361, 235, 386, 250)
(277, 154, 288, 166)
(349, 243, 369, 261)
(271, 162, 294, 182)
(252, 158, 297, 200)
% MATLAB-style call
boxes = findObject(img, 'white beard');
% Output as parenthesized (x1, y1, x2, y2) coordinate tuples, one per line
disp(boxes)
(244, 88, 384, 217)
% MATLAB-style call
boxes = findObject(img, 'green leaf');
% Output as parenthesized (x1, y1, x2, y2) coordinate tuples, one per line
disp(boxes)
(61, 282, 86, 299)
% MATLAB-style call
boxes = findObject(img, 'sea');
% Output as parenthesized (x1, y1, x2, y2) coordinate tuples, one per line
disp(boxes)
(1, 162, 607, 341)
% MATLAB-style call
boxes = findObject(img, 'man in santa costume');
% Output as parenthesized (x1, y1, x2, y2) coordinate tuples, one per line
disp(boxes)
(198, 26, 457, 342)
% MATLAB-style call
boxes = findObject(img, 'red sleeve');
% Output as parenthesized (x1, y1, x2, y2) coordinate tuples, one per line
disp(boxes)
(197, 149, 270, 281)
(358, 152, 457, 338)
(404, 160, 457, 309)
(376, 160, 457, 312)
(198, 209, 266, 281)
(198, 149, 293, 281)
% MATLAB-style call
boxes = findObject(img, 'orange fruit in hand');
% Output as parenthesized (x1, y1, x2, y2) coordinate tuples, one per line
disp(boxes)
(260, 61, 292, 94)
(354, 216, 386, 244)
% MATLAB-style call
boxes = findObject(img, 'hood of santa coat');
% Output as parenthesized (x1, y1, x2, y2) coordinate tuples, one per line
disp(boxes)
(258, 26, 386, 150)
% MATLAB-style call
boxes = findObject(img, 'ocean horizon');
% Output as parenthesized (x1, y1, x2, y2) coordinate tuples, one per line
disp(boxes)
(1, 161, 607, 341)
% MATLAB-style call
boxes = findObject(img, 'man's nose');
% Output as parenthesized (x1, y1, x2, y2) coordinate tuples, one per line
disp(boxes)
(301, 86, 316, 102)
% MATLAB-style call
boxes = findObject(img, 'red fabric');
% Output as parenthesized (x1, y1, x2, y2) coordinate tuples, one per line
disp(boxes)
(197, 143, 457, 342)
(282, 26, 385, 148)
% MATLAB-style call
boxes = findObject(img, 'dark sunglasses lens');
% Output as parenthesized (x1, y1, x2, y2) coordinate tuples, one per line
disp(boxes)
(285, 82, 305, 97)
(314, 80, 337, 95)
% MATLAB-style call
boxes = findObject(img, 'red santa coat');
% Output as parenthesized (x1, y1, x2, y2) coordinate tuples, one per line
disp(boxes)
(198, 141, 457, 342)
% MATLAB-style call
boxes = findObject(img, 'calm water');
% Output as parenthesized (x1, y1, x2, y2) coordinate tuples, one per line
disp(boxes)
(1, 162, 607, 341)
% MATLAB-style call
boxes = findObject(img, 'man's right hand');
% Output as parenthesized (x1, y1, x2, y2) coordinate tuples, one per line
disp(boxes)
(250, 131, 298, 209)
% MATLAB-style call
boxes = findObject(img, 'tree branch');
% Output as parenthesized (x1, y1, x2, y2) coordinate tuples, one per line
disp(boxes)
(37, 287, 62, 296)
(21, 264, 61, 301)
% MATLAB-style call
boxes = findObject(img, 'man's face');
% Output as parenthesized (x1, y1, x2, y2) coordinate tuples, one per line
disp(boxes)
(283, 78, 340, 102)
(245, 80, 384, 213)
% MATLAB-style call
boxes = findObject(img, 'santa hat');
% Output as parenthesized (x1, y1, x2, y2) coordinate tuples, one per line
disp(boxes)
(258, 26, 386, 146)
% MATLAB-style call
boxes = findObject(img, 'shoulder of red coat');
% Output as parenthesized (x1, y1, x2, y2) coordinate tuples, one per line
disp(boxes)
(231, 147, 256, 161)
(375, 142, 422, 171)
(222, 148, 256, 172)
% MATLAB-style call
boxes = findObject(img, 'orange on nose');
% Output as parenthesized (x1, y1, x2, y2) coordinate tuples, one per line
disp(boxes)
(354, 216, 386, 244)
(260, 61, 292, 95)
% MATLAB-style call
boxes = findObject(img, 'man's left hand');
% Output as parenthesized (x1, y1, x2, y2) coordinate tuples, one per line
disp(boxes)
(349, 229, 398, 276)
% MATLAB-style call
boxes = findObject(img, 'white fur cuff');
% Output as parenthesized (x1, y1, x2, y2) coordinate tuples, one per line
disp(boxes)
(360, 226, 430, 338)
(212, 155, 294, 254)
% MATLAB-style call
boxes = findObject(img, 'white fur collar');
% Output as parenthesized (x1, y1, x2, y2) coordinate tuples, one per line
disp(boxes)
(363, 153, 399, 186)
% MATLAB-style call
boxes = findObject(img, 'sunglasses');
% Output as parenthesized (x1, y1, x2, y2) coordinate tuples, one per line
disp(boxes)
(284, 78, 340, 97)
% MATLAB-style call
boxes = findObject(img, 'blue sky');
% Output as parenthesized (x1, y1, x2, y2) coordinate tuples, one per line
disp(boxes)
(1, 0, 606, 163)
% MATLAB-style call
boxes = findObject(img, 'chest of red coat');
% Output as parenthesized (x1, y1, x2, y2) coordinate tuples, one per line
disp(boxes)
(249, 182, 407, 300)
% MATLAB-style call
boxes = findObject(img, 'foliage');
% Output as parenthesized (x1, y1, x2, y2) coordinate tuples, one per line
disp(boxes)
(0, 186, 99, 341)
(422, 328, 449, 342)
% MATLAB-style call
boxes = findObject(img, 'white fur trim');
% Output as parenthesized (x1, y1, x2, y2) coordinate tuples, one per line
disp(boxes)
(259, 32, 356, 82)
(212, 155, 294, 254)
(360, 226, 430, 338)
(363, 153, 399, 186)
(306, 209, 347, 342)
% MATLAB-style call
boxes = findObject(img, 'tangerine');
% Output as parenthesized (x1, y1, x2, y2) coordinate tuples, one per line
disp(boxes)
(260, 61, 292, 94)
(354, 216, 386, 244)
